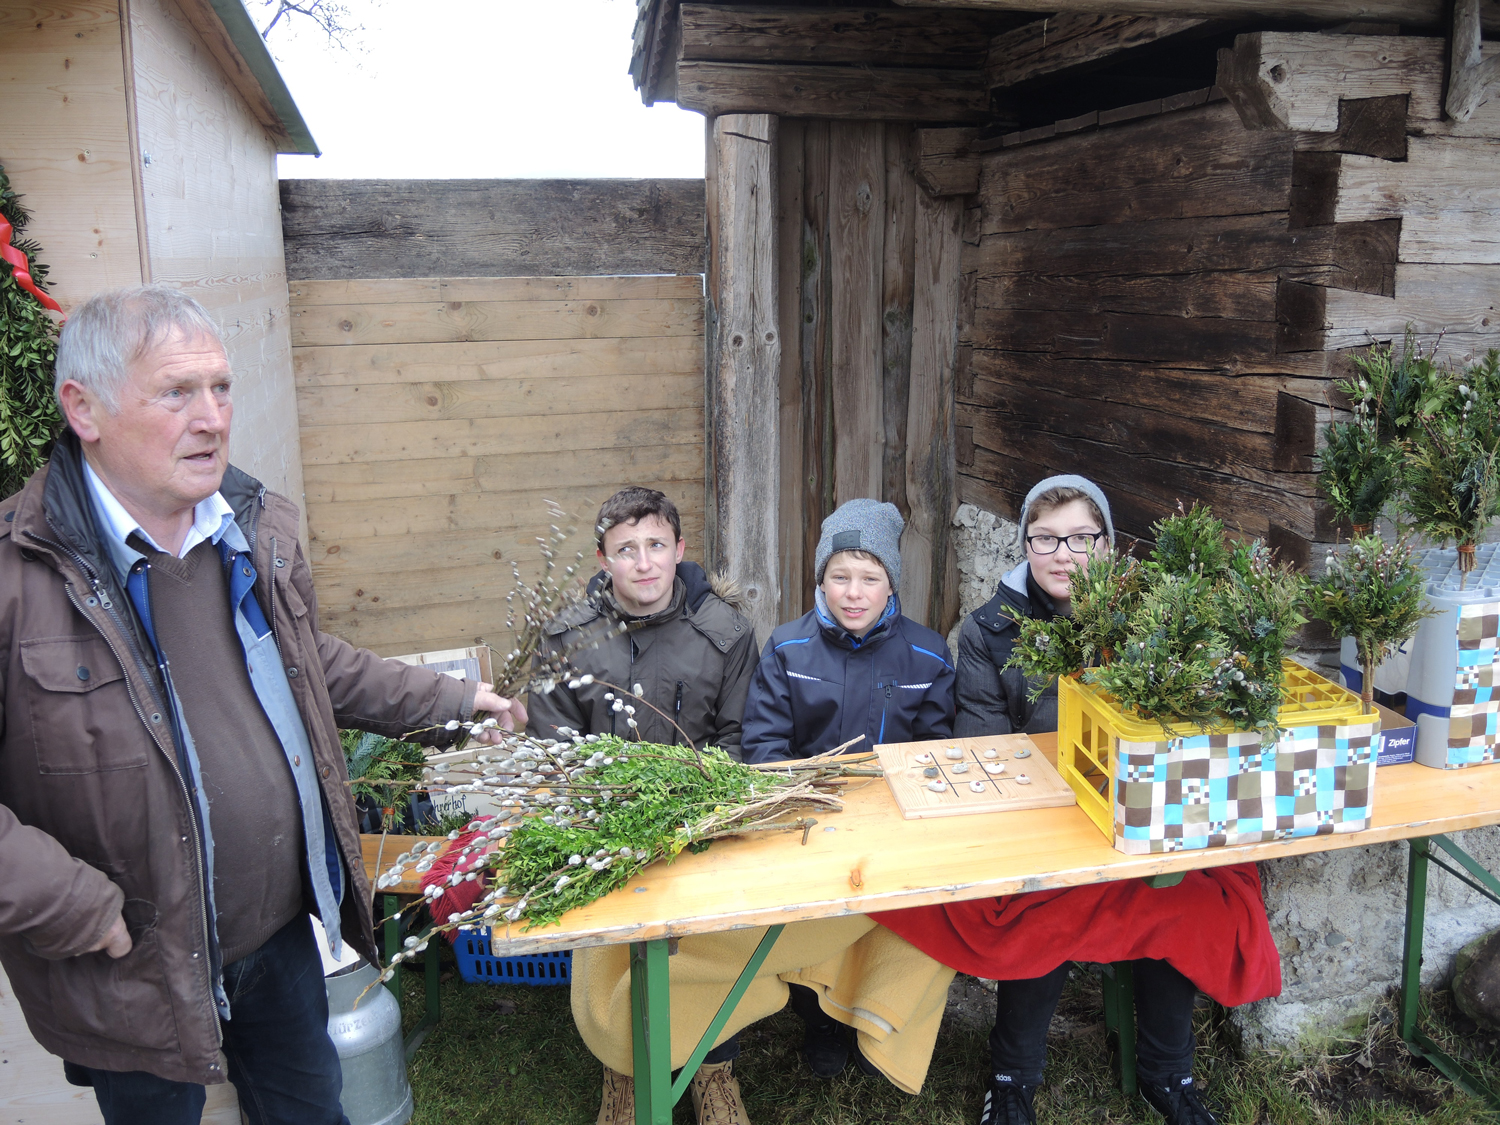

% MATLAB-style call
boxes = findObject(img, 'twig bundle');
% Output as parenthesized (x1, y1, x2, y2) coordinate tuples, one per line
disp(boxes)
(373, 733, 873, 980)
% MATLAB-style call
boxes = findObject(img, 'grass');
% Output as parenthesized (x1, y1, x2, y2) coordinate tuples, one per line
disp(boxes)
(398, 946, 1497, 1125)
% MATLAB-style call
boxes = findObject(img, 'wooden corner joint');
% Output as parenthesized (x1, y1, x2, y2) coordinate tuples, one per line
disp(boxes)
(1447, 0, 1500, 122)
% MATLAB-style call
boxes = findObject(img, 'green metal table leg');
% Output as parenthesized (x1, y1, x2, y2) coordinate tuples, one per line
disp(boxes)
(382, 892, 442, 1058)
(403, 936, 442, 1061)
(383, 893, 402, 999)
(1101, 962, 1137, 1096)
(631, 940, 674, 1125)
(1400, 838, 1429, 1042)
(1400, 835, 1500, 1112)
(670, 925, 784, 1105)
(629, 926, 786, 1125)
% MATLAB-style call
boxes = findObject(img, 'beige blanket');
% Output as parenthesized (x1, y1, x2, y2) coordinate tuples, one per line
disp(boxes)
(570, 917, 957, 1095)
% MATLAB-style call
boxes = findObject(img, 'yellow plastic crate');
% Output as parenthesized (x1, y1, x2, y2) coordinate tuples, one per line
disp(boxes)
(1058, 660, 1379, 854)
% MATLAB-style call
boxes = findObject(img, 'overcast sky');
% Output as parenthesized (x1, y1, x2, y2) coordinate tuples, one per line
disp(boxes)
(268, 0, 706, 179)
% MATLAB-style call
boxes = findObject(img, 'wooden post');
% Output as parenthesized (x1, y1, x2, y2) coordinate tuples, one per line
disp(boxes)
(830, 121, 887, 506)
(707, 114, 782, 644)
(902, 191, 965, 632)
(776, 119, 807, 623)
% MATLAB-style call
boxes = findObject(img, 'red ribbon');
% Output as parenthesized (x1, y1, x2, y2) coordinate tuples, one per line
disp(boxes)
(0, 215, 63, 315)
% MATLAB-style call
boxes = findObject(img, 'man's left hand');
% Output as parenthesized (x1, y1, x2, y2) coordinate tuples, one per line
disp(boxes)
(470, 685, 527, 743)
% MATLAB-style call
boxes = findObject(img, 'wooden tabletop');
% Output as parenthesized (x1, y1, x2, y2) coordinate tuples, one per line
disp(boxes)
(361, 833, 446, 896)
(486, 734, 1500, 956)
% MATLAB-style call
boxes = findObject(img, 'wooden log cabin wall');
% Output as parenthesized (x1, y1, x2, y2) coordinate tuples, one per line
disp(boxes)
(633, 0, 1500, 617)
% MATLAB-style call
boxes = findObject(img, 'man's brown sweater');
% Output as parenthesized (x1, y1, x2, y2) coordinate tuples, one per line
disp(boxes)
(142, 539, 303, 964)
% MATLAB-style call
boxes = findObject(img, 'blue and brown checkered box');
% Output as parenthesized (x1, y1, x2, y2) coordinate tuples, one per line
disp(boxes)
(1059, 662, 1379, 854)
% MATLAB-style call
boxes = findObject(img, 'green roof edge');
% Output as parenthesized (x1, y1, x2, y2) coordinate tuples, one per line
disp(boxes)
(206, 0, 321, 156)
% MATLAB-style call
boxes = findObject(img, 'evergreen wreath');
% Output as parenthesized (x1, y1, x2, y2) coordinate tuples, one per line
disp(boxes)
(0, 163, 62, 498)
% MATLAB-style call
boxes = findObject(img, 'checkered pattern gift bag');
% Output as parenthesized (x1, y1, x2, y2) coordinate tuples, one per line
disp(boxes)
(1446, 602, 1500, 766)
(1113, 722, 1379, 855)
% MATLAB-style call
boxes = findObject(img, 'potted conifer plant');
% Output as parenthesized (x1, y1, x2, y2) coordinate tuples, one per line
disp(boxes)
(1305, 535, 1434, 712)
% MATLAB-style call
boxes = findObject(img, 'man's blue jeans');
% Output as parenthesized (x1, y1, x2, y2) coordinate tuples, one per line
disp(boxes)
(63, 914, 351, 1125)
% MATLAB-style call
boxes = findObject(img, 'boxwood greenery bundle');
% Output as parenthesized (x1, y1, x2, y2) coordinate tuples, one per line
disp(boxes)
(1008, 503, 1306, 738)
(373, 730, 869, 973)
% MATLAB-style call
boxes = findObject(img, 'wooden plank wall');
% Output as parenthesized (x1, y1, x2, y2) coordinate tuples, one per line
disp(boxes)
(290, 275, 706, 657)
(775, 119, 960, 631)
(279, 179, 706, 281)
(128, 0, 305, 519)
(957, 33, 1500, 567)
(0, 0, 145, 305)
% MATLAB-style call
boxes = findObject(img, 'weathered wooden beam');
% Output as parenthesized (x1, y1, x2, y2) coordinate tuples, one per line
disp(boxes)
(706, 114, 782, 642)
(1297, 139, 1500, 263)
(1276, 263, 1500, 359)
(279, 179, 705, 280)
(829, 122, 886, 504)
(675, 60, 990, 122)
(776, 118, 808, 623)
(1294, 95, 1409, 159)
(1218, 32, 1447, 132)
(902, 191, 964, 632)
(986, 14, 1216, 89)
(680, 4, 996, 68)
(978, 101, 1296, 237)
(894, 0, 1500, 34)
(916, 127, 981, 195)
(1449, 0, 1500, 121)
(881, 127, 917, 519)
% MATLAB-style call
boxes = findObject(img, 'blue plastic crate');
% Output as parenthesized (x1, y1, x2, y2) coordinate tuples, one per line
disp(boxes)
(453, 927, 571, 986)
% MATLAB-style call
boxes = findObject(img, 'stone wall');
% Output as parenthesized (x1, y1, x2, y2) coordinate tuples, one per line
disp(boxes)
(945, 502, 1500, 1049)
(947, 502, 1025, 651)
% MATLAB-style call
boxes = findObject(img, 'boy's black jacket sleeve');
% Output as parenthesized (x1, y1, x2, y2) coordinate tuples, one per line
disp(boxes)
(709, 627, 759, 758)
(955, 614, 1016, 737)
(524, 647, 591, 740)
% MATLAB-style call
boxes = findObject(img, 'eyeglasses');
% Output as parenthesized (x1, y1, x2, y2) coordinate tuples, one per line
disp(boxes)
(1025, 531, 1104, 556)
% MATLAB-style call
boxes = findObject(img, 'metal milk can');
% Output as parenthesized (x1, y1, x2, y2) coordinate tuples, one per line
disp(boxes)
(325, 961, 414, 1125)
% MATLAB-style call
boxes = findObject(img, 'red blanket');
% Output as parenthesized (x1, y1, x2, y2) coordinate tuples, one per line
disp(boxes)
(871, 862, 1281, 1007)
(421, 822, 497, 940)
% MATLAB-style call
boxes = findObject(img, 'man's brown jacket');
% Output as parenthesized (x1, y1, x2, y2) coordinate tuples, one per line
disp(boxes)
(0, 434, 473, 1084)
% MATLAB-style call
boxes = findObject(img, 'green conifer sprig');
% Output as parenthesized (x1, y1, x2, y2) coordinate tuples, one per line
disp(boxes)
(1008, 548, 1146, 684)
(1317, 418, 1402, 529)
(1007, 503, 1308, 737)
(1306, 534, 1435, 709)
(0, 162, 62, 498)
(1400, 350, 1500, 571)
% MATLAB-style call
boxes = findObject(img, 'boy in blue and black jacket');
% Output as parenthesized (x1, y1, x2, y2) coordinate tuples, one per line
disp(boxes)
(742, 498, 955, 1079)
(743, 497, 955, 761)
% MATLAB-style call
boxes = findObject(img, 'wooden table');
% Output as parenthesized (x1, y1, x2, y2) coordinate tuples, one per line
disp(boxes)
(482, 735, 1500, 1123)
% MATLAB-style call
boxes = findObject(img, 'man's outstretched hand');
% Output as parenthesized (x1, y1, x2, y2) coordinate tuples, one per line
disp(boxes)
(470, 685, 527, 743)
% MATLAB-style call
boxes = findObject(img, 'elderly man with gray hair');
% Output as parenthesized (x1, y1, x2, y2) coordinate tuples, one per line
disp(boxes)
(0, 285, 525, 1124)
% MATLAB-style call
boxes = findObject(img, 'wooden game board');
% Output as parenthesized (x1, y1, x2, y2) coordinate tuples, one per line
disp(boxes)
(875, 734, 1077, 820)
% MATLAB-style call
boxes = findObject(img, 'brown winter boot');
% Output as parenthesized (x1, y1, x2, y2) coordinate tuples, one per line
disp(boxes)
(689, 1059, 751, 1125)
(596, 1065, 635, 1125)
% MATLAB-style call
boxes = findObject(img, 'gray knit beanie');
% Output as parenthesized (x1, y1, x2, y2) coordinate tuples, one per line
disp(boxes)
(815, 499, 904, 588)
(1019, 475, 1115, 547)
